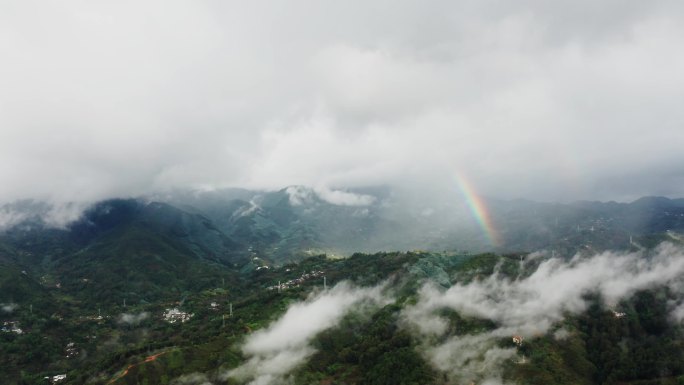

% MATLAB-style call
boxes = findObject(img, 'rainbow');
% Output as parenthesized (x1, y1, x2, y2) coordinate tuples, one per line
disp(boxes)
(455, 172, 501, 247)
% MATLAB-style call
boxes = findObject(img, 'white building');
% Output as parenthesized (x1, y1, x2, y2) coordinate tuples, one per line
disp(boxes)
(163, 308, 193, 323)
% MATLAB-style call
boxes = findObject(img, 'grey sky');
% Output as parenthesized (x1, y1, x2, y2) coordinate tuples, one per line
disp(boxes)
(1, 0, 683, 205)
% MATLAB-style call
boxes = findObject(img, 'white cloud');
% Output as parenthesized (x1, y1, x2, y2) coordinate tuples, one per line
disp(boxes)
(0, 208, 29, 231)
(553, 328, 571, 340)
(117, 311, 150, 326)
(402, 242, 684, 384)
(1, 1, 683, 207)
(1, 303, 19, 313)
(426, 333, 516, 385)
(41, 202, 89, 229)
(313, 187, 376, 206)
(672, 303, 684, 323)
(226, 282, 392, 385)
(170, 373, 213, 385)
(0, 201, 88, 230)
(284, 185, 375, 207)
(285, 186, 314, 207)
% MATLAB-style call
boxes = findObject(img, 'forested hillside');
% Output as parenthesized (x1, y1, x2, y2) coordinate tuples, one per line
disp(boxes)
(3, 236, 684, 384)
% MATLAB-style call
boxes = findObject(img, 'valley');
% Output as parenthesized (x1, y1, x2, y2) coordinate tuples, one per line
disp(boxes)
(2, 191, 684, 384)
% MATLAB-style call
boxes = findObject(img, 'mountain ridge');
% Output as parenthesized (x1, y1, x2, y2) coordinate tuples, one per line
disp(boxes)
(4, 191, 684, 266)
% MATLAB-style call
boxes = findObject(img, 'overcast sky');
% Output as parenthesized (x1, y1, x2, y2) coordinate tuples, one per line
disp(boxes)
(1, 0, 683, 205)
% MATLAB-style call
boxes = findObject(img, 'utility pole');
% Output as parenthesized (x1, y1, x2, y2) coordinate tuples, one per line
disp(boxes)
(229, 303, 233, 317)
(323, 276, 327, 290)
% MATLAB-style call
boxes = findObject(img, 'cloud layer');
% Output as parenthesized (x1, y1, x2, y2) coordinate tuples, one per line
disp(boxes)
(1, 1, 684, 206)
(226, 282, 391, 385)
(402, 243, 684, 384)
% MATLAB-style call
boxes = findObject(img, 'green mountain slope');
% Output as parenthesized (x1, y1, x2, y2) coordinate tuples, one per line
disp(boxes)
(2, 194, 684, 384)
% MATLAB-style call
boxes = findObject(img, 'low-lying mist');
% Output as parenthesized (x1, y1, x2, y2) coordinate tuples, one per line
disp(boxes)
(117, 311, 150, 326)
(224, 282, 393, 385)
(222, 243, 684, 385)
(402, 242, 684, 384)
